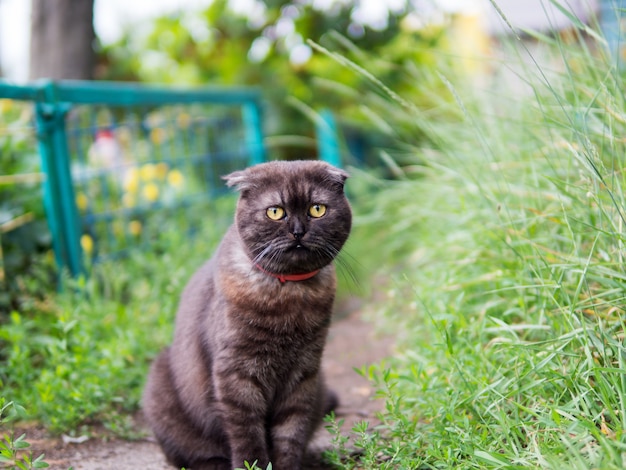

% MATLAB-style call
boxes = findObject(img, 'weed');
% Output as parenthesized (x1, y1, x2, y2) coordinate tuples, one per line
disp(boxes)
(0, 400, 49, 469)
(0, 204, 231, 433)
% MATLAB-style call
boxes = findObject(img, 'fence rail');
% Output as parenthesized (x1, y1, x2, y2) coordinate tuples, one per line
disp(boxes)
(1, 80, 269, 277)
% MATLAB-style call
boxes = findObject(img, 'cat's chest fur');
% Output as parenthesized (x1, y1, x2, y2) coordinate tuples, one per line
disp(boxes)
(201, 225, 335, 354)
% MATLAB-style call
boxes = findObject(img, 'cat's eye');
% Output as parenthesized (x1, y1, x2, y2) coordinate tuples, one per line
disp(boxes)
(266, 206, 286, 220)
(309, 204, 327, 218)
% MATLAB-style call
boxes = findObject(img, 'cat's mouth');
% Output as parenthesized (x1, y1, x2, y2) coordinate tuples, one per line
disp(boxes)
(284, 237, 308, 250)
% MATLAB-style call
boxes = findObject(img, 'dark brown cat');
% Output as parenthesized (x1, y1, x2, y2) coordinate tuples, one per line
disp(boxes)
(142, 160, 352, 470)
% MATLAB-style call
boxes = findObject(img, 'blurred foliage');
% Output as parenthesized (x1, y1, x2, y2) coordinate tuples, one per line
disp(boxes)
(0, 99, 55, 315)
(96, 0, 450, 162)
(1, 1, 454, 311)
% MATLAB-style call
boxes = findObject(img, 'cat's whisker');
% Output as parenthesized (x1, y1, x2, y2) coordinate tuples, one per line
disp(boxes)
(336, 252, 361, 290)
(266, 248, 286, 272)
(318, 244, 360, 291)
(251, 242, 274, 265)
(254, 242, 289, 274)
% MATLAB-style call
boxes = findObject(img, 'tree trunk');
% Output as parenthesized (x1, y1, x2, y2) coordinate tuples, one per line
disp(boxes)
(29, 0, 95, 80)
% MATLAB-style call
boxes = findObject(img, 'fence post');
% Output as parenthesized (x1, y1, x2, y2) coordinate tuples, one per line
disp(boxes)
(35, 82, 83, 277)
(242, 100, 266, 166)
(599, 0, 626, 68)
(315, 109, 342, 168)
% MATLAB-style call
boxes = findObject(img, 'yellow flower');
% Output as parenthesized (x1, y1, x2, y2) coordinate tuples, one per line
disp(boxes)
(0, 99, 13, 114)
(80, 234, 94, 254)
(167, 169, 184, 189)
(142, 183, 159, 202)
(140, 164, 157, 182)
(128, 220, 142, 236)
(150, 128, 166, 145)
(75, 192, 89, 211)
(124, 168, 140, 193)
(155, 162, 169, 179)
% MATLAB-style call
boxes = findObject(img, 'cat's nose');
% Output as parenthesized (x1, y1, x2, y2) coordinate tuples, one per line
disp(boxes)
(291, 220, 305, 240)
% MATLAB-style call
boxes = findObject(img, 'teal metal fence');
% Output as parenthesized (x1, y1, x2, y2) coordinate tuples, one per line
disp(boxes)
(1, 80, 268, 277)
(0, 80, 343, 279)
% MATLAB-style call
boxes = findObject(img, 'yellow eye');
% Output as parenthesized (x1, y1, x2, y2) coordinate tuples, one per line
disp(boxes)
(309, 204, 327, 218)
(266, 206, 285, 220)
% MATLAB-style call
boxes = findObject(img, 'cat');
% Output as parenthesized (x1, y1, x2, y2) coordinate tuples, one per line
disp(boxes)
(142, 160, 352, 470)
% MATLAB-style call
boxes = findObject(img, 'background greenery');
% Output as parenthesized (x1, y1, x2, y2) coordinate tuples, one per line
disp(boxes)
(96, 0, 449, 161)
(2, 1, 626, 469)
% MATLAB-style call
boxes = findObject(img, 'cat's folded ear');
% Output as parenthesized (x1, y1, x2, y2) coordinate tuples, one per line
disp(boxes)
(324, 165, 349, 190)
(326, 166, 349, 184)
(222, 170, 255, 192)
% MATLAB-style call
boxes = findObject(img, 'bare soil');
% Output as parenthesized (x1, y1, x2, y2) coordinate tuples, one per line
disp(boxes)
(10, 301, 393, 470)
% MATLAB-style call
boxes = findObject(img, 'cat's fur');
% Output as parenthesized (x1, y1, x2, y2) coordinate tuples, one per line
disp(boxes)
(142, 160, 352, 470)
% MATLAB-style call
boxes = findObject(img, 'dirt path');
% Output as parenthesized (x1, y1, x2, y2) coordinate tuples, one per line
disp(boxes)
(15, 303, 393, 470)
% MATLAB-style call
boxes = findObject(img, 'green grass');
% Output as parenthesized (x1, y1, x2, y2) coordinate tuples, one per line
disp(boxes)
(3, 7, 626, 470)
(0, 198, 234, 434)
(324, 20, 626, 470)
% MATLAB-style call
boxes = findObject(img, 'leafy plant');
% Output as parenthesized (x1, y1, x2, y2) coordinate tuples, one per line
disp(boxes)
(0, 207, 231, 432)
(0, 100, 54, 315)
(237, 461, 272, 470)
(0, 400, 49, 469)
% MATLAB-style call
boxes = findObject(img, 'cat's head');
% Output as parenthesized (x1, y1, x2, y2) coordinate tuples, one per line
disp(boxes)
(223, 160, 352, 275)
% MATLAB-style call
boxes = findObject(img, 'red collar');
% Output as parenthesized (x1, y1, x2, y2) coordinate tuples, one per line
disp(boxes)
(254, 264, 320, 283)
